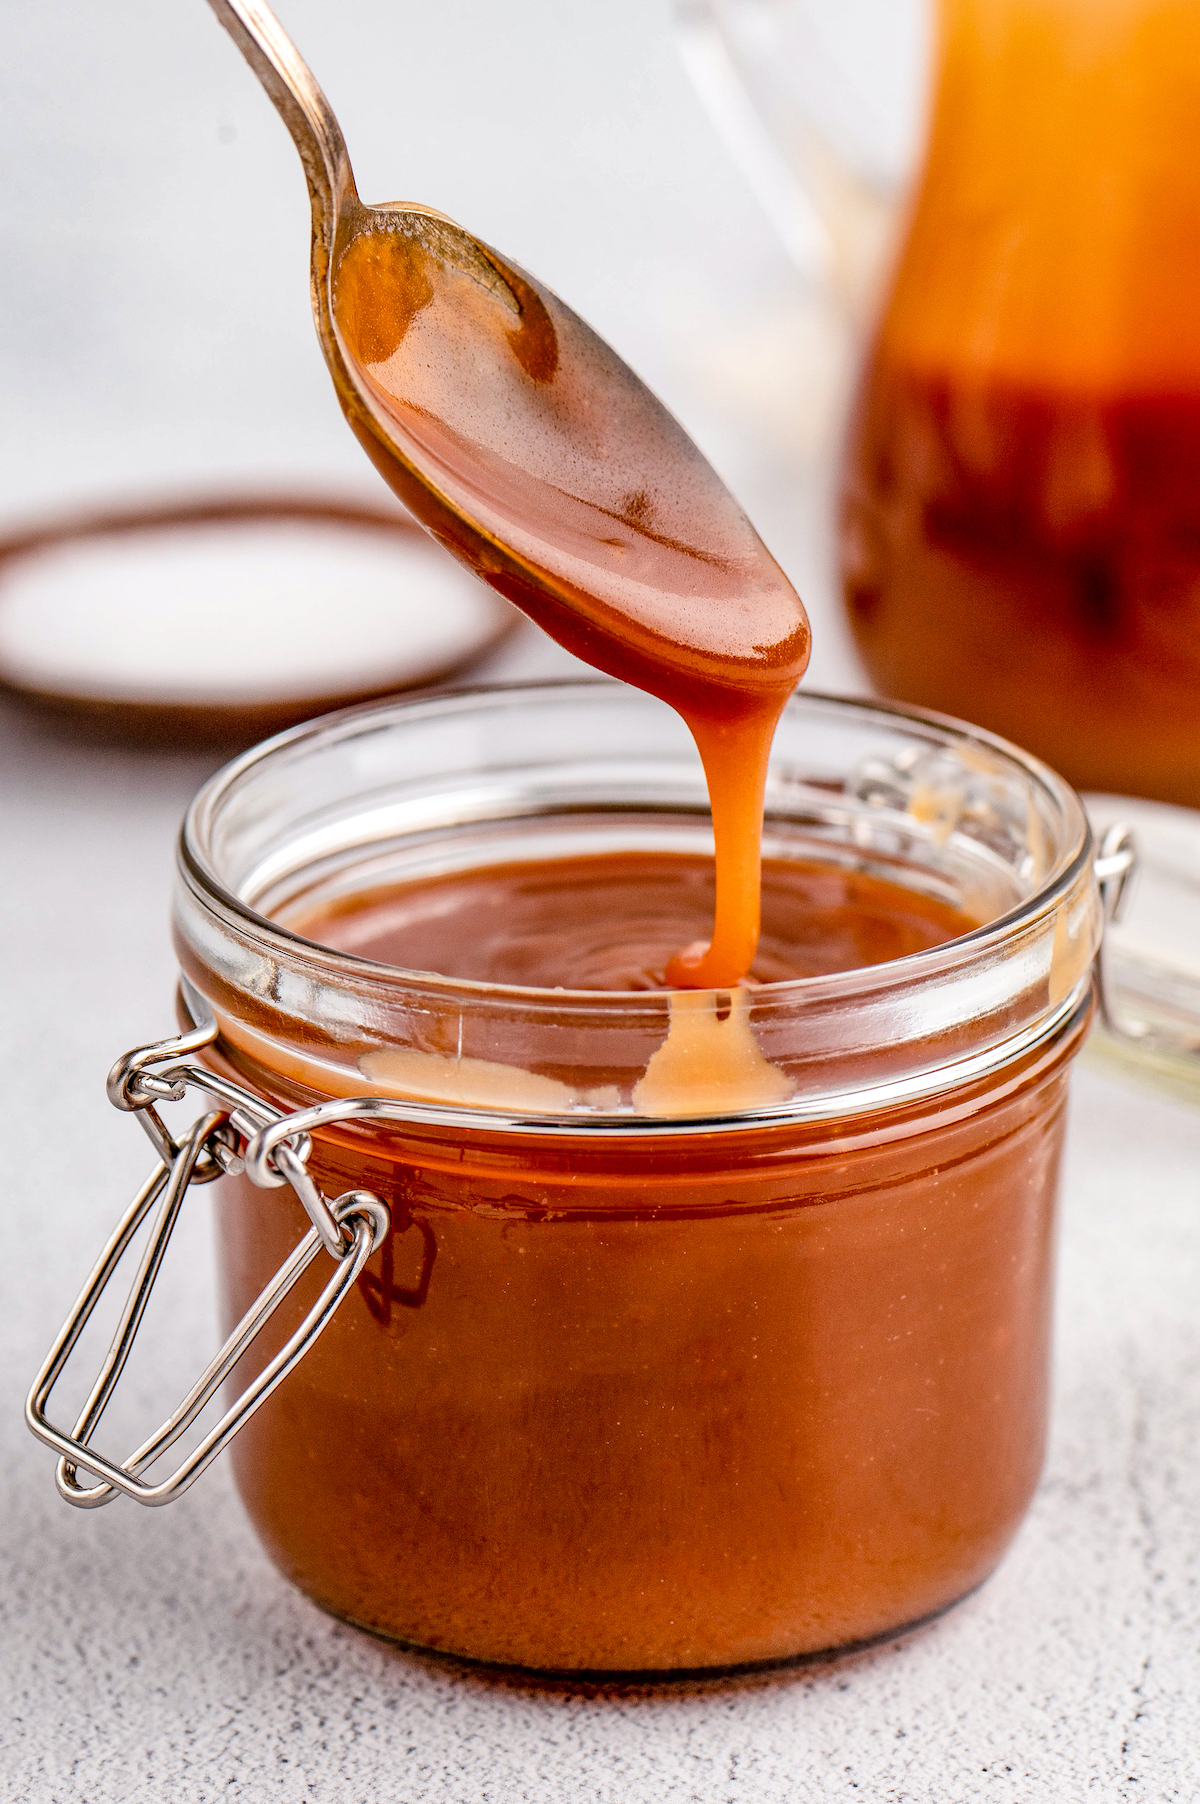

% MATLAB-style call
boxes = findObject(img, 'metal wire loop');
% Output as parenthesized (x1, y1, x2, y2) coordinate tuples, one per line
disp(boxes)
(1095, 823, 1137, 925)
(272, 1140, 354, 1258)
(106, 1013, 220, 1111)
(26, 1007, 391, 1510)
(1094, 822, 1143, 1041)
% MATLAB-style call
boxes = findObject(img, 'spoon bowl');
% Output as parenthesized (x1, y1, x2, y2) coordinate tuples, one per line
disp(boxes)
(207, 0, 808, 718)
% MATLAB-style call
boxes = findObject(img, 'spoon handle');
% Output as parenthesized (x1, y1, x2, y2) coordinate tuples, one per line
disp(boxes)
(205, 0, 356, 245)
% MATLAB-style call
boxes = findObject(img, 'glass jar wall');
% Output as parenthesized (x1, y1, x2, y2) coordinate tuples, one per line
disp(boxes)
(174, 683, 1099, 1671)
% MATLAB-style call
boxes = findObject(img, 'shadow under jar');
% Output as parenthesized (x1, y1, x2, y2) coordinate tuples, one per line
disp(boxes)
(174, 682, 1100, 1674)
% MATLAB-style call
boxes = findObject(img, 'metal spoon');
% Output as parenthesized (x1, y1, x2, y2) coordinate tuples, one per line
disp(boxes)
(207, 1, 809, 988)
(206, 0, 808, 714)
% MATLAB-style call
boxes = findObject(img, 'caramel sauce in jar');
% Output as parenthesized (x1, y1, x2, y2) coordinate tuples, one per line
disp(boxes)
(213, 1024, 1074, 1672)
(175, 685, 1101, 1672)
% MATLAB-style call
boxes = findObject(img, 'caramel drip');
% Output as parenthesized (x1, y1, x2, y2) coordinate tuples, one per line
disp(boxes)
(631, 988, 794, 1116)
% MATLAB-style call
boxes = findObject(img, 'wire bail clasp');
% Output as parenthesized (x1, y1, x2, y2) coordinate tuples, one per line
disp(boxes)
(25, 995, 389, 1509)
(1093, 822, 1141, 1041)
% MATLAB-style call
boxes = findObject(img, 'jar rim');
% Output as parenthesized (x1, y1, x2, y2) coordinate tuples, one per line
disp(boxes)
(177, 974, 1092, 1139)
(174, 681, 1098, 1131)
(179, 679, 1093, 1007)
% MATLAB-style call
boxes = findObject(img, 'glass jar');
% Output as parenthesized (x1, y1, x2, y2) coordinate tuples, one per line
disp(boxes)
(840, 0, 1200, 804)
(160, 682, 1098, 1672)
(676, 0, 1200, 801)
(30, 682, 1100, 1675)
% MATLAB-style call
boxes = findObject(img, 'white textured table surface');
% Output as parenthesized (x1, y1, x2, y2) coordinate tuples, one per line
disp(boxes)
(3, 667, 1200, 1803)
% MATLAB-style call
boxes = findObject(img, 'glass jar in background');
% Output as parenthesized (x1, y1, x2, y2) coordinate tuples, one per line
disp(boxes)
(158, 682, 1097, 1671)
(681, 0, 1200, 806)
(675, 0, 929, 470)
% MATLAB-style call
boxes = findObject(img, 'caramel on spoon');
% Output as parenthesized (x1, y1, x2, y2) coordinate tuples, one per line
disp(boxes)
(207, 0, 810, 986)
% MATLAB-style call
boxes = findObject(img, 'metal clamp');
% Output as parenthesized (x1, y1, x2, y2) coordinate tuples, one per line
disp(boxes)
(1092, 818, 1200, 1070)
(1094, 821, 1139, 1039)
(25, 995, 391, 1509)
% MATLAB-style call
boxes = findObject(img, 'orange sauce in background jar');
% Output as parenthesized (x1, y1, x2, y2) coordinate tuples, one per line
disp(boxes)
(172, 683, 1101, 1671)
(842, 0, 1200, 804)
